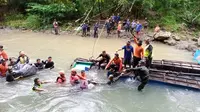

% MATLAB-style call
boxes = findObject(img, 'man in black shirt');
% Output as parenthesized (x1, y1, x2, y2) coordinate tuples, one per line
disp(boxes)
(34, 59, 44, 70)
(42, 57, 54, 69)
(96, 51, 110, 69)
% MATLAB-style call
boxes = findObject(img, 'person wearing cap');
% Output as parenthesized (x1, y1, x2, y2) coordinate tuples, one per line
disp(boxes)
(56, 71, 66, 84)
(96, 51, 111, 69)
(70, 69, 80, 86)
(125, 60, 149, 91)
(15, 51, 29, 65)
(133, 37, 144, 68)
(42, 57, 54, 69)
(105, 53, 123, 72)
(144, 39, 153, 68)
(34, 59, 44, 70)
(0, 45, 8, 62)
(117, 41, 133, 68)
(0, 59, 8, 77)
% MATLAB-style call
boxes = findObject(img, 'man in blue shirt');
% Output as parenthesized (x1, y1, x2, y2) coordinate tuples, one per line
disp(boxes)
(117, 41, 133, 68)
(116, 13, 120, 24)
(135, 21, 143, 37)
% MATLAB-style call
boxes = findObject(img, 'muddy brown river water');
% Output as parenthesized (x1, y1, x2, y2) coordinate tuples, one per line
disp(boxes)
(0, 29, 199, 112)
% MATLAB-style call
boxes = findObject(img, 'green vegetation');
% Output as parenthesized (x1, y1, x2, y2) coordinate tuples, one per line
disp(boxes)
(0, 0, 199, 31)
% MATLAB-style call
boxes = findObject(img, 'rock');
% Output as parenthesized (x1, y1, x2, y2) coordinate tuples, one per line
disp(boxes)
(175, 41, 198, 52)
(0, 26, 3, 29)
(186, 44, 197, 52)
(192, 37, 198, 42)
(154, 31, 172, 41)
(164, 38, 177, 46)
(198, 37, 200, 46)
(172, 35, 180, 41)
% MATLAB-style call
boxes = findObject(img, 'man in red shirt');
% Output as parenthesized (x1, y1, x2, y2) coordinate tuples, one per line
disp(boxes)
(0, 45, 8, 62)
(0, 59, 8, 77)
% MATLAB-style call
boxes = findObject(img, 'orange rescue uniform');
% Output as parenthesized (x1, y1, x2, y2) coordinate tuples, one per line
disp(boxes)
(0, 51, 8, 60)
(0, 64, 8, 77)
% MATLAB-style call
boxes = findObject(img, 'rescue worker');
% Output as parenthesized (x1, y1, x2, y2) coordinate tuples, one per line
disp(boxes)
(42, 56, 54, 69)
(56, 71, 66, 84)
(32, 78, 49, 91)
(144, 39, 153, 68)
(105, 53, 123, 72)
(34, 59, 44, 70)
(0, 59, 8, 77)
(70, 69, 80, 86)
(133, 37, 144, 68)
(125, 60, 149, 91)
(0, 45, 8, 62)
(15, 51, 29, 65)
(96, 51, 111, 69)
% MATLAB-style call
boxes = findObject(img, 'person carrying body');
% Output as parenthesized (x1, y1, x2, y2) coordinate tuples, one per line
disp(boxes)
(56, 70, 66, 84)
(133, 37, 144, 68)
(105, 53, 123, 72)
(32, 78, 50, 92)
(144, 39, 153, 68)
(0, 45, 8, 62)
(117, 41, 133, 68)
(0, 59, 8, 77)
(53, 19, 59, 35)
(34, 59, 44, 70)
(15, 51, 29, 65)
(96, 51, 111, 69)
(70, 69, 80, 86)
(42, 56, 54, 69)
(94, 22, 99, 38)
(125, 60, 149, 91)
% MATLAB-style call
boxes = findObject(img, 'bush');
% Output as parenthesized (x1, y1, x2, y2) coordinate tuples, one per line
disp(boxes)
(4, 14, 26, 28)
(23, 15, 41, 30)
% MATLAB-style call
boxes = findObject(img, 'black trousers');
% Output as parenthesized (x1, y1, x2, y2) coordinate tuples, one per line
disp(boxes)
(133, 56, 141, 68)
(138, 77, 149, 91)
(124, 58, 132, 68)
(145, 57, 152, 68)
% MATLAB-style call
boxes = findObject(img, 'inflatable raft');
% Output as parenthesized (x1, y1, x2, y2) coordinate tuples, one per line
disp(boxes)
(6, 64, 37, 82)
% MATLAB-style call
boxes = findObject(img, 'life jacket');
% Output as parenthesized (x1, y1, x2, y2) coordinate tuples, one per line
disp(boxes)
(0, 64, 8, 77)
(144, 44, 153, 58)
(19, 56, 28, 64)
(32, 84, 42, 91)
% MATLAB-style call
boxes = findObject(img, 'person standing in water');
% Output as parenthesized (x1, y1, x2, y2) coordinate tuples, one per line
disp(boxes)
(125, 60, 149, 91)
(70, 69, 80, 85)
(56, 71, 66, 84)
(105, 18, 111, 37)
(34, 59, 44, 70)
(32, 78, 50, 92)
(133, 37, 144, 68)
(0, 45, 8, 62)
(117, 41, 133, 68)
(144, 39, 153, 68)
(53, 19, 59, 35)
(94, 22, 99, 38)
(43, 56, 54, 69)
(15, 51, 29, 65)
(78, 70, 88, 89)
(0, 59, 8, 77)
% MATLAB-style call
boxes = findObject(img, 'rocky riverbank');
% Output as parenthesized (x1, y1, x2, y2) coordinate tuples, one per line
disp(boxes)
(145, 31, 200, 52)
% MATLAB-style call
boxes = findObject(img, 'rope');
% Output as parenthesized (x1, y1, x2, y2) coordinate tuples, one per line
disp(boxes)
(91, 22, 106, 58)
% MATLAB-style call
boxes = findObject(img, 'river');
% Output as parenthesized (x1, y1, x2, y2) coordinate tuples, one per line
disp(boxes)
(0, 29, 199, 112)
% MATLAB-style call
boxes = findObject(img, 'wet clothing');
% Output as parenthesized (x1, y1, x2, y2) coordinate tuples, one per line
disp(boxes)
(0, 64, 8, 77)
(15, 56, 29, 64)
(34, 63, 44, 70)
(98, 53, 111, 69)
(56, 77, 66, 83)
(122, 45, 133, 68)
(70, 75, 80, 85)
(0, 50, 8, 61)
(43, 61, 54, 69)
(107, 58, 123, 72)
(144, 44, 153, 68)
(126, 66, 149, 91)
(32, 84, 42, 91)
